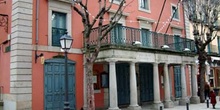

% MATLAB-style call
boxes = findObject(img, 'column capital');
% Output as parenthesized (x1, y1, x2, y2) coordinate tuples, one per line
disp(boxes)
(181, 63, 186, 66)
(129, 61, 137, 64)
(164, 63, 169, 66)
(105, 59, 118, 63)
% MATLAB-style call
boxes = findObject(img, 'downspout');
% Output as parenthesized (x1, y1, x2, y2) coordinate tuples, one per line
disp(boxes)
(35, 0, 40, 63)
(182, 1, 187, 49)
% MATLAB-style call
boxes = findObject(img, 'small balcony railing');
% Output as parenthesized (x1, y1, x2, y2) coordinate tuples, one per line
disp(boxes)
(88, 26, 195, 52)
(52, 27, 67, 47)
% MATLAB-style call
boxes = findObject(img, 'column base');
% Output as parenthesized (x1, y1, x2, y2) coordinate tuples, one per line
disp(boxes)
(153, 102, 164, 110)
(179, 98, 188, 105)
(127, 105, 142, 110)
(190, 96, 200, 104)
(108, 107, 121, 110)
(164, 100, 174, 108)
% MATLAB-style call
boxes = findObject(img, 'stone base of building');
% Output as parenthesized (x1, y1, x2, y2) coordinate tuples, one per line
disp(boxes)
(164, 100, 174, 108)
(179, 98, 188, 105)
(108, 107, 121, 110)
(3, 94, 32, 110)
(190, 96, 200, 104)
(153, 102, 164, 110)
(127, 105, 142, 110)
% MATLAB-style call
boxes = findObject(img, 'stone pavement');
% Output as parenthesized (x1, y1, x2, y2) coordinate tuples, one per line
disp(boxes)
(139, 97, 220, 110)
(163, 97, 220, 110)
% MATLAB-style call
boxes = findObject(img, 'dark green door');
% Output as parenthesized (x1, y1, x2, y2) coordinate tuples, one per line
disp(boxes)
(44, 59, 76, 110)
(174, 35, 181, 51)
(112, 24, 123, 44)
(116, 63, 130, 105)
(139, 63, 154, 102)
(174, 66, 182, 98)
(141, 28, 151, 47)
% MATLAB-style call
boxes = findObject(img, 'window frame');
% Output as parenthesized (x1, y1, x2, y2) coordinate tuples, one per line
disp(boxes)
(51, 11, 67, 47)
(171, 4, 180, 21)
(48, 1, 72, 46)
(138, 0, 151, 13)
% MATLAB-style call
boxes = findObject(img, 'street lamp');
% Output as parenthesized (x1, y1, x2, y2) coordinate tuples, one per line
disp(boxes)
(60, 33, 73, 110)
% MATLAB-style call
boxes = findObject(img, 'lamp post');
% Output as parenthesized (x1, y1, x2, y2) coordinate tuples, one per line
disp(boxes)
(60, 33, 73, 110)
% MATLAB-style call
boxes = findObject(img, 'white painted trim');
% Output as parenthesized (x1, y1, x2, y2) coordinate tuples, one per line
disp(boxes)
(108, 9, 129, 17)
(137, 16, 155, 23)
(33, 45, 82, 54)
(48, 0, 72, 46)
(171, 24, 183, 30)
(138, 0, 151, 13)
(109, 0, 122, 5)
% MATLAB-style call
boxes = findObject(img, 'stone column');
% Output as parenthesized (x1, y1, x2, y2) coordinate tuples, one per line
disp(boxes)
(128, 62, 141, 110)
(5, 0, 33, 110)
(190, 64, 200, 104)
(179, 64, 188, 105)
(108, 60, 120, 110)
(164, 63, 174, 108)
(153, 63, 164, 109)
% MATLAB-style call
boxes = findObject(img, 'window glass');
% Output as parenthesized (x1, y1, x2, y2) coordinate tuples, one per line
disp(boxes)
(52, 11, 67, 46)
(140, 0, 149, 10)
(172, 6, 179, 20)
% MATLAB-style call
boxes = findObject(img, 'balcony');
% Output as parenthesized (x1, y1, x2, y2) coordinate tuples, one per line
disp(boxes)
(88, 26, 195, 53)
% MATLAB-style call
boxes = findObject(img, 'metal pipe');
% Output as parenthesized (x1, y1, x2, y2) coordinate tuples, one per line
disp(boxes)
(35, 0, 40, 63)
(36, 0, 39, 45)
(186, 102, 189, 110)
(64, 51, 70, 110)
(207, 99, 209, 108)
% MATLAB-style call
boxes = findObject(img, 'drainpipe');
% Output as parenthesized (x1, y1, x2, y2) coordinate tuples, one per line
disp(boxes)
(35, 0, 40, 63)
(182, 2, 187, 48)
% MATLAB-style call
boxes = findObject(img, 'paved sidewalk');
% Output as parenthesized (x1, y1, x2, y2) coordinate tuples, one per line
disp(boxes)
(164, 102, 220, 110)
(163, 97, 220, 110)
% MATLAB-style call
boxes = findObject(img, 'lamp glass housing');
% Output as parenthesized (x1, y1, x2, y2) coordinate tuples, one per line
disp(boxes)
(60, 34, 73, 52)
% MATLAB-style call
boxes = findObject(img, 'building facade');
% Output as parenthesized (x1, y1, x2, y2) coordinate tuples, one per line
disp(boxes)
(0, 0, 200, 110)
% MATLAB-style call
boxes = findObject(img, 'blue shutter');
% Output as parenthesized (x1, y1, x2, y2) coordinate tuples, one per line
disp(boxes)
(208, 43, 211, 54)
(218, 37, 220, 54)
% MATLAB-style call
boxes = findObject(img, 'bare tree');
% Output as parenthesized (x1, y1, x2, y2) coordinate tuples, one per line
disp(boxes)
(183, 0, 220, 103)
(72, 0, 130, 109)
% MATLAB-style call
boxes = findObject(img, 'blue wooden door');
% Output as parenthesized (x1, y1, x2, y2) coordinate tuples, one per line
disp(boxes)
(116, 63, 130, 105)
(139, 63, 154, 102)
(44, 59, 76, 110)
(174, 66, 182, 98)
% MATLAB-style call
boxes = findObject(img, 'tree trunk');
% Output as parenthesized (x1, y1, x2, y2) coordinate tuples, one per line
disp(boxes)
(198, 51, 206, 103)
(85, 62, 95, 110)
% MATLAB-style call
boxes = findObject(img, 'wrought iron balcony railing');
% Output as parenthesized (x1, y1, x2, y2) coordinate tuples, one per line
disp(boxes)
(88, 26, 195, 52)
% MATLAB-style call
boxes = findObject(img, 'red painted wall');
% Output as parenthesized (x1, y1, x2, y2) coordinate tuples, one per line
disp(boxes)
(32, 0, 84, 109)
(32, 51, 83, 110)
(0, 44, 10, 94)
(93, 64, 104, 108)
(0, 0, 12, 94)
(33, 0, 186, 109)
